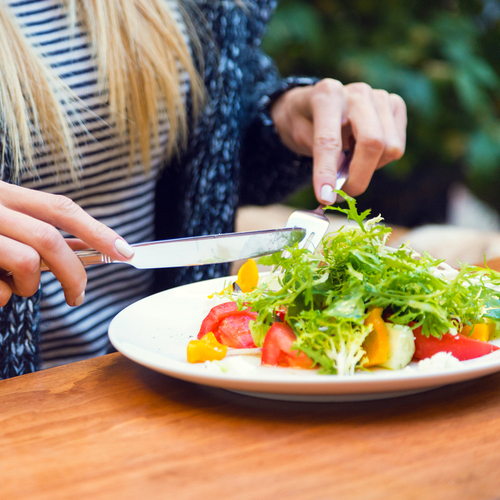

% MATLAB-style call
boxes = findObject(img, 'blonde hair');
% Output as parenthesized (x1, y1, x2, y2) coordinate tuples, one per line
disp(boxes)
(0, 0, 205, 182)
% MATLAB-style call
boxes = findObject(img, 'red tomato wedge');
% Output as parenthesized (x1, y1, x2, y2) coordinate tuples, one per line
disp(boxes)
(413, 326, 499, 361)
(217, 314, 257, 349)
(261, 322, 315, 369)
(198, 302, 257, 348)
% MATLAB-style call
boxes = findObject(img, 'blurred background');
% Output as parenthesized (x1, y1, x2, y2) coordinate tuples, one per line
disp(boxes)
(262, 0, 500, 231)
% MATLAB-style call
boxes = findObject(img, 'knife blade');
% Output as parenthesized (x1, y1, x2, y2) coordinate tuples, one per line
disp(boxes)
(36, 227, 306, 271)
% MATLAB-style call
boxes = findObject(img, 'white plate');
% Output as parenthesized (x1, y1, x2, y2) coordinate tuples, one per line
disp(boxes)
(109, 275, 500, 402)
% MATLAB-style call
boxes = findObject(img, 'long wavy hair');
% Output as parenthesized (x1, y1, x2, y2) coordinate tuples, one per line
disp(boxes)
(0, 0, 206, 182)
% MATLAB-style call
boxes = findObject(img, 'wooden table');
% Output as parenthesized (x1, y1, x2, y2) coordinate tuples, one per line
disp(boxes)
(2, 352, 500, 500)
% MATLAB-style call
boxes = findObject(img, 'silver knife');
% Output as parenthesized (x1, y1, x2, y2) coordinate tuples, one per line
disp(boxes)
(36, 227, 306, 271)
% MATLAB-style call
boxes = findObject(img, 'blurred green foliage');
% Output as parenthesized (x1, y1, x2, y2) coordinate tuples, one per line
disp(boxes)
(264, 0, 500, 224)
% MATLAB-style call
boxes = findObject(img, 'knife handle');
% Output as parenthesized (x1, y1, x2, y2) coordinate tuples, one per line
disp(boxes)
(0, 249, 109, 277)
(39, 249, 110, 272)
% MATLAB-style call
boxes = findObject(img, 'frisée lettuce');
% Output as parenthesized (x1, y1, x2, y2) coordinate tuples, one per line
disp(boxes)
(230, 192, 500, 375)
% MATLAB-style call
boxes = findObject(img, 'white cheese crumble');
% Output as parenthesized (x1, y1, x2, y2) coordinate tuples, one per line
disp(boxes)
(202, 356, 260, 375)
(417, 352, 461, 372)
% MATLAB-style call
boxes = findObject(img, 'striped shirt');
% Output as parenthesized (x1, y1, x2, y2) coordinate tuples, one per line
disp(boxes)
(9, 0, 189, 368)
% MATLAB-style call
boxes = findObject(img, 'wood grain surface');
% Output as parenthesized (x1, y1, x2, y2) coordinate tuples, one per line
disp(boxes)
(1, 353, 500, 500)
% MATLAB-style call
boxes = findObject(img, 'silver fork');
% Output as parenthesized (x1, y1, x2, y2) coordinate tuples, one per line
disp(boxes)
(285, 148, 352, 252)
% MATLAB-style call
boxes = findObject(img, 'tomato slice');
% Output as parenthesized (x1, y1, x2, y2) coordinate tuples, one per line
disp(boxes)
(275, 306, 287, 323)
(413, 326, 499, 361)
(261, 322, 315, 369)
(199, 302, 241, 337)
(217, 314, 257, 348)
(198, 302, 257, 348)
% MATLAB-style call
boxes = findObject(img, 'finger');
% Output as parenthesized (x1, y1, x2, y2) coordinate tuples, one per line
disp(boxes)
(65, 238, 92, 251)
(0, 233, 41, 298)
(309, 79, 346, 204)
(0, 206, 87, 306)
(390, 93, 407, 152)
(0, 279, 13, 307)
(372, 90, 406, 168)
(0, 182, 134, 262)
(269, 87, 314, 156)
(288, 115, 315, 157)
(342, 83, 385, 196)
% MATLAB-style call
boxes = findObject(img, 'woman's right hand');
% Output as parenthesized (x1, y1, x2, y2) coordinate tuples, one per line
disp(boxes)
(0, 181, 135, 307)
(270, 80, 407, 205)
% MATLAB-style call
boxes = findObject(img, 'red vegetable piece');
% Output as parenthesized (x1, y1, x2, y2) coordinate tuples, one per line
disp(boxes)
(261, 322, 315, 369)
(217, 314, 257, 348)
(275, 307, 287, 323)
(413, 326, 499, 361)
(199, 302, 239, 338)
(198, 302, 257, 348)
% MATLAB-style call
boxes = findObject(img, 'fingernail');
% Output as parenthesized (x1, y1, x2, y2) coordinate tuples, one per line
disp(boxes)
(115, 238, 135, 259)
(320, 184, 336, 205)
(73, 291, 85, 307)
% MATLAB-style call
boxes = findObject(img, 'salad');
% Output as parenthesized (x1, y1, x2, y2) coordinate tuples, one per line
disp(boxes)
(187, 193, 500, 375)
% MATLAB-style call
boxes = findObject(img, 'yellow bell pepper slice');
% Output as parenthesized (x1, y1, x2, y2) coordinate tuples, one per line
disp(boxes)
(460, 323, 490, 342)
(187, 332, 228, 363)
(236, 258, 259, 293)
(362, 307, 390, 367)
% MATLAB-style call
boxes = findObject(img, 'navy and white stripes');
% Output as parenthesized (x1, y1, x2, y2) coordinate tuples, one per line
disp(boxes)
(0, 0, 316, 379)
(9, 0, 189, 368)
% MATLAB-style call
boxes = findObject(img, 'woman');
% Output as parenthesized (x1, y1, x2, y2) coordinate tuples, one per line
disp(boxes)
(0, 0, 406, 378)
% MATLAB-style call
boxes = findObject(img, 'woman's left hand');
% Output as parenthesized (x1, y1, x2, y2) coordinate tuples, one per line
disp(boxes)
(270, 79, 407, 205)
